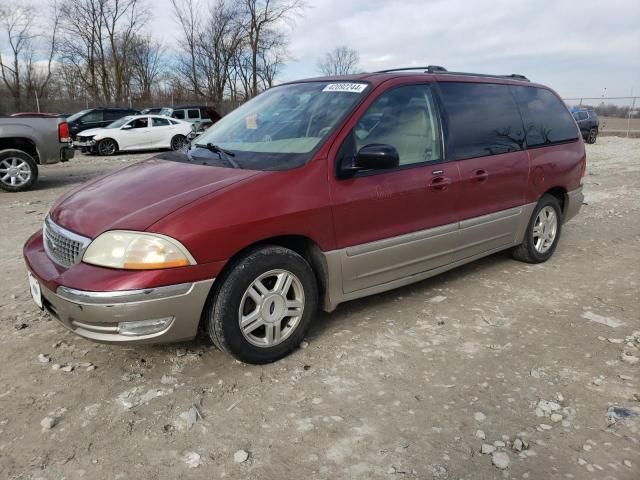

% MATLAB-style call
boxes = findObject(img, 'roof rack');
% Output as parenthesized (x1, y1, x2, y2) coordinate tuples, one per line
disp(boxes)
(375, 65, 529, 82)
(376, 65, 448, 74)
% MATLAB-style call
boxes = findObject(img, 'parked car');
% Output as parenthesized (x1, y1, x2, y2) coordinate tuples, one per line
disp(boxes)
(571, 107, 599, 144)
(73, 115, 193, 155)
(186, 119, 214, 142)
(24, 67, 585, 364)
(140, 107, 164, 115)
(0, 116, 74, 192)
(10, 112, 62, 118)
(66, 107, 139, 139)
(157, 105, 222, 124)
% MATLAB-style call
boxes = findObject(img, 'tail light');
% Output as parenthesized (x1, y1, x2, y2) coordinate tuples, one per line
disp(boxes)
(58, 122, 71, 143)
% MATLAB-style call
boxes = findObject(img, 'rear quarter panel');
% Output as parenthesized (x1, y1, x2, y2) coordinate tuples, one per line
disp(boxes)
(524, 140, 586, 203)
(0, 118, 64, 164)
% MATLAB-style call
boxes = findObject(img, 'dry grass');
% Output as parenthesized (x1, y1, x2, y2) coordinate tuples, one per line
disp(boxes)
(600, 115, 640, 133)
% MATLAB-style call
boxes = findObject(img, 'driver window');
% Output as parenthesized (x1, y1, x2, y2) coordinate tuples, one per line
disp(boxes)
(353, 85, 441, 165)
(129, 117, 149, 129)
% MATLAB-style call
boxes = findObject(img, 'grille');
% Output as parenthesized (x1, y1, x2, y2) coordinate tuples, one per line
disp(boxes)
(43, 217, 91, 268)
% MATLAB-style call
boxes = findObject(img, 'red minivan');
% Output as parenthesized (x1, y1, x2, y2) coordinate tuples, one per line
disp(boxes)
(23, 66, 585, 364)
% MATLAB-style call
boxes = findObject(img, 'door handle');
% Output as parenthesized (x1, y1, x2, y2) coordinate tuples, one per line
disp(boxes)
(472, 169, 489, 183)
(428, 176, 451, 192)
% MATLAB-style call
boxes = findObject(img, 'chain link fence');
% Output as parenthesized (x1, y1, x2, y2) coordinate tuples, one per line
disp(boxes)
(563, 96, 639, 138)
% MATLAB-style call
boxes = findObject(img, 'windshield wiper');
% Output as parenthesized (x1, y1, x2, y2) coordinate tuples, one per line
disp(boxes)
(194, 143, 240, 169)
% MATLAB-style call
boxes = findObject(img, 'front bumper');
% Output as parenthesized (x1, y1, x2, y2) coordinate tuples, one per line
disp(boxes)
(38, 278, 214, 344)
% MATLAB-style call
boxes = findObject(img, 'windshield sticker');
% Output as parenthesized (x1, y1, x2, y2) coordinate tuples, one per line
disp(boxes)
(322, 83, 367, 93)
(245, 113, 258, 130)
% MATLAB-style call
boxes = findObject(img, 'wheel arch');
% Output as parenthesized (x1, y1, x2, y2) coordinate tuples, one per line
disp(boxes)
(198, 234, 330, 338)
(0, 138, 40, 163)
(208, 234, 329, 316)
(541, 186, 567, 217)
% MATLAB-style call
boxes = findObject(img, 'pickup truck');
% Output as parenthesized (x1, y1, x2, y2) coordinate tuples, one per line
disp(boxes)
(0, 116, 74, 192)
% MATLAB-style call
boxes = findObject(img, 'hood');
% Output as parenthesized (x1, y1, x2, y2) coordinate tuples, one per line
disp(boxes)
(76, 128, 104, 137)
(50, 154, 261, 238)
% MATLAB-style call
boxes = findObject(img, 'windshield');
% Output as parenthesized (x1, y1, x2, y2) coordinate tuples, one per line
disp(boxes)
(189, 81, 368, 170)
(66, 109, 91, 123)
(107, 116, 134, 128)
(158, 108, 172, 117)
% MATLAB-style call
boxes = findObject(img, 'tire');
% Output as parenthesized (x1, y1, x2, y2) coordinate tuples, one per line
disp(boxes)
(97, 138, 118, 156)
(512, 194, 563, 264)
(0, 149, 38, 192)
(205, 245, 318, 364)
(170, 135, 187, 151)
(586, 128, 598, 144)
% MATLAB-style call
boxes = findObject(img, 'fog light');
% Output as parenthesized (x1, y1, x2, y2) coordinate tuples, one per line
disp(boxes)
(118, 317, 174, 336)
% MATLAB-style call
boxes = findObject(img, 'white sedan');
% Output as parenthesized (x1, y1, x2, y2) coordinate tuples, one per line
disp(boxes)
(73, 115, 193, 156)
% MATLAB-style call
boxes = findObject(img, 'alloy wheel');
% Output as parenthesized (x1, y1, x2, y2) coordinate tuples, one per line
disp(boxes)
(238, 269, 305, 348)
(532, 206, 558, 254)
(0, 157, 32, 188)
(98, 140, 116, 156)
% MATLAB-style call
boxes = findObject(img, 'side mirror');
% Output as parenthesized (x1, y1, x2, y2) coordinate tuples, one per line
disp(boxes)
(121, 124, 132, 130)
(351, 144, 399, 171)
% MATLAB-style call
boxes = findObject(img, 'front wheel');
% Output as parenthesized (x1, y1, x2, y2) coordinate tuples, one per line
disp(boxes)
(205, 245, 318, 364)
(512, 194, 563, 264)
(0, 149, 38, 192)
(97, 138, 118, 156)
(586, 128, 598, 144)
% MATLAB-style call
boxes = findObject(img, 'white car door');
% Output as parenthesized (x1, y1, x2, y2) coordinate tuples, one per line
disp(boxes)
(119, 117, 152, 150)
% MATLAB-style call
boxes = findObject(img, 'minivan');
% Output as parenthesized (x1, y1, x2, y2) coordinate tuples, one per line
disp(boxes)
(67, 108, 139, 139)
(24, 66, 585, 364)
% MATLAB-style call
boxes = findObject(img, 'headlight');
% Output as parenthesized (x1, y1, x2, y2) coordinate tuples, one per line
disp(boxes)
(82, 231, 196, 270)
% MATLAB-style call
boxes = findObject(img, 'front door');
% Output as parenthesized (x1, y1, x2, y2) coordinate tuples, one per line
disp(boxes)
(120, 116, 152, 149)
(329, 83, 460, 294)
(438, 82, 530, 259)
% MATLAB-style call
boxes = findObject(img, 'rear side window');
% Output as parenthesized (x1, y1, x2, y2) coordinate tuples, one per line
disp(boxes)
(573, 111, 588, 121)
(104, 111, 125, 121)
(439, 82, 525, 160)
(81, 111, 103, 123)
(512, 86, 578, 147)
(152, 117, 170, 126)
(188, 109, 200, 119)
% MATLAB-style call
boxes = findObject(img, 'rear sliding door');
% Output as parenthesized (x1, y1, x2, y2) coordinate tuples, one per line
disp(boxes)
(438, 81, 531, 259)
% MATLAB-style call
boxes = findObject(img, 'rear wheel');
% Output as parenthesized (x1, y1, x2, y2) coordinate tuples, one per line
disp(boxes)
(512, 194, 562, 264)
(97, 138, 118, 156)
(170, 134, 187, 151)
(205, 245, 318, 364)
(0, 149, 38, 192)
(586, 127, 598, 144)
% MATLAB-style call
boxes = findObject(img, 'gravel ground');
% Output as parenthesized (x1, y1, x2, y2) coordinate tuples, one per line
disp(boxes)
(0, 139, 639, 480)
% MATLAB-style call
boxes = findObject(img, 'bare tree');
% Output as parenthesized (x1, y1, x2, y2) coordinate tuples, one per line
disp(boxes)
(59, 0, 149, 103)
(239, 0, 304, 97)
(317, 46, 359, 76)
(257, 28, 287, 90)
(0, 1, 59, 111)
(130, 34, 164, 100)
(170, 0, 204, 98)
(198, 0, 244, 103)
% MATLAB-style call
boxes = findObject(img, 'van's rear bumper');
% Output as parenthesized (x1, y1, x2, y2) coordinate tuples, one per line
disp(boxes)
(38, 279, 214, 344)
(564, 186, 584, 223)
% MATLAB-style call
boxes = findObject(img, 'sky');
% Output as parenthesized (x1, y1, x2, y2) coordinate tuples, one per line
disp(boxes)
(150, 0, 640, 100)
